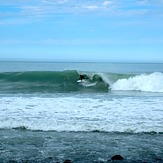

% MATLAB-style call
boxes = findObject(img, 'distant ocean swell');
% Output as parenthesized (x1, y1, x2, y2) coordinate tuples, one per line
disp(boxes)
(0, 70, 163, 93)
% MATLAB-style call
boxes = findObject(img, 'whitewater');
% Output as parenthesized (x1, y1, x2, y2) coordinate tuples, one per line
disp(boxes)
(0, 61, 163, 162)
(1, 95, 163, 133)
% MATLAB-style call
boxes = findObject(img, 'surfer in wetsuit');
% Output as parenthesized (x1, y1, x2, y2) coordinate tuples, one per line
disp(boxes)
(79, 74, 85, 81)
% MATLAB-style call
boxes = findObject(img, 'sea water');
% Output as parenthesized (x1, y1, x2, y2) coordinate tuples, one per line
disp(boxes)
(0, 61, 163, 162)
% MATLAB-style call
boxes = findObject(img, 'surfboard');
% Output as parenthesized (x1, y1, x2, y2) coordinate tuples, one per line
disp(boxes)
(77, 79, 97, 87)
(77, 79, 87, 83)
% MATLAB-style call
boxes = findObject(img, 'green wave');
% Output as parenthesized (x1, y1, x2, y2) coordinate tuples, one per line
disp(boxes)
(0, 70, 132, 93)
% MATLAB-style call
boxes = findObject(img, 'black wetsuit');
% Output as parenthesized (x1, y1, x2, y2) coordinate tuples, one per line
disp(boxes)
(79, 75, 85, 81)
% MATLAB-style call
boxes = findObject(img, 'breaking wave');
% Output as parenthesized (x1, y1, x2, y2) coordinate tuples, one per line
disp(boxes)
(112, 72, 163, 93)
(0, 70, 163, 93)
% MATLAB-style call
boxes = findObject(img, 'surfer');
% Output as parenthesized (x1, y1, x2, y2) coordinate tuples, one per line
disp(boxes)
(79, 74, 85, 81)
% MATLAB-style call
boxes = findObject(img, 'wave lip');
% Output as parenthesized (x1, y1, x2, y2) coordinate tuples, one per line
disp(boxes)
(111, 72, 163, 93)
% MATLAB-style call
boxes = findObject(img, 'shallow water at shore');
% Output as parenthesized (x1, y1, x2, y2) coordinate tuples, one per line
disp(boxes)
(0, 130, 163, 163)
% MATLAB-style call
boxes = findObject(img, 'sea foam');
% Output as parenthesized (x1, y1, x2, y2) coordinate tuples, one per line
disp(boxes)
(0, 95, 163, 133)
(111, 72, 163, 92)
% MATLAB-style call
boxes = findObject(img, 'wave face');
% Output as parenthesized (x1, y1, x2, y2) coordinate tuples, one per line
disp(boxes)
(0, 70, 163, 93)
(0, 70, 80, 93)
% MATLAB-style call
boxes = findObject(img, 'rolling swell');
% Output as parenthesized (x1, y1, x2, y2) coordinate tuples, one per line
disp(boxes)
(0, 70, 163, 93)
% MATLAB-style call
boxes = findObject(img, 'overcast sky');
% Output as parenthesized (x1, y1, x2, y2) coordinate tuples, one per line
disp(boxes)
(0, 0, 163, 62)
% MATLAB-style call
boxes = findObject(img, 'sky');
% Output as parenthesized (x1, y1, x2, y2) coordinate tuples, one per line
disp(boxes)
(0, 0, 163, 62)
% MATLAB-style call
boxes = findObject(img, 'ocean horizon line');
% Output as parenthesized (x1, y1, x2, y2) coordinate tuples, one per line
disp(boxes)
(0, 58, 163, 64)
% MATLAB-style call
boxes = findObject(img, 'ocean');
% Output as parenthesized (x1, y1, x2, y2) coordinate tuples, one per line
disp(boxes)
(0, 61, 163, 163)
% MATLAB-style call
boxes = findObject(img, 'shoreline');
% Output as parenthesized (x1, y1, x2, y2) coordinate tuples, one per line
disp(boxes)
(0, 130, 162, 162)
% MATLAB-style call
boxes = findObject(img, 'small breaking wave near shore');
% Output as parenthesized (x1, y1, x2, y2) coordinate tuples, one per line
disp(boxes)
(0, 96, 163, 133)
(0, 70, 163, 93)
